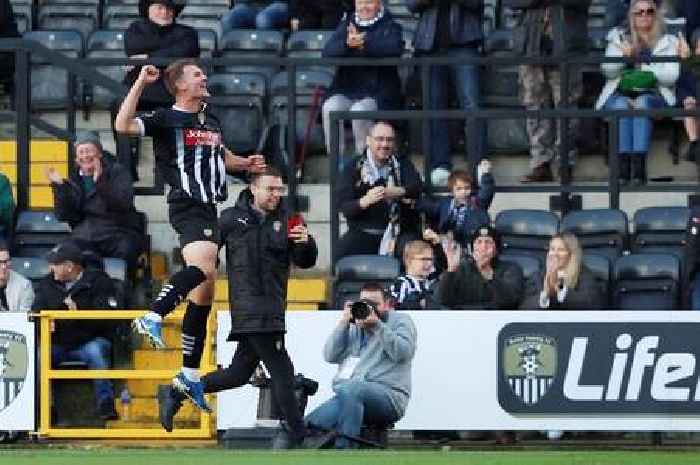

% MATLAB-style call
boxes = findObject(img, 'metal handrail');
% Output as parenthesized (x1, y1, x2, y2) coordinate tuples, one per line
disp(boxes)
(34, 309, 216, 439)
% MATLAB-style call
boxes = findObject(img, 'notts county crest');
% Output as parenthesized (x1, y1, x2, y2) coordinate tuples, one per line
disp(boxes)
(0, 331, 27, 412)
(502, 335, 557, 406)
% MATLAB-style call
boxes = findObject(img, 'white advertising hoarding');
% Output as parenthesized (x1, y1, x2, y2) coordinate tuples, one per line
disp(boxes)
(216, 311, 700, 431)
(0, 313, 35, 431)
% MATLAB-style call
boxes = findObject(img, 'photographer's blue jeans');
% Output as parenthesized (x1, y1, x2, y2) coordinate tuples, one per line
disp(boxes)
(52, 337, 114, 409)
(603, 92, 666, 154)
(427, 46, 485, 170)
(305, 380, 399, 448)
(221, 2, 289, 31)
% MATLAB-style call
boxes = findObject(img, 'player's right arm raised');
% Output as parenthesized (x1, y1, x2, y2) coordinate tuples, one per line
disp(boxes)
(115, 65, 159, 135)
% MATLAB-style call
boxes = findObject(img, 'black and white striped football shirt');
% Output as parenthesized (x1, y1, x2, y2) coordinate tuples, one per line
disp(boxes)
(137, 105, 227, 204)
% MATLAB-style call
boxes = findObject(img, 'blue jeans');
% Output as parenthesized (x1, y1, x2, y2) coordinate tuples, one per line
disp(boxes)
(427, 46, 486, 170)
(305, 380, 400, 449)
(221, 2, 289, 31)
(603, 92, 667, 155)
(52, 337, 114, 409)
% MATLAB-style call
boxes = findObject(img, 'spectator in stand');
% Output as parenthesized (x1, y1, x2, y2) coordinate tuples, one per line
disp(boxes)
(115, 0, 199, 178)
(435, 226, 524, 309)
(407, 0, 485, 187)
(504, 0, 591, 183)
(0, 0, 19, 102)
(521, 233, 606, 310)
(0, 241, 34, 312)
(336, 121, 423, 260)
(305, 281, 416, 449)
(418, 160, 494, 248)
(221, 1, 289, 32)
(675, 1, 700, 162)
(45, 132, 146, 271)
(389, 239, 444, 310)
(33, 242, 122, 420)
(0, 172, 13, 241)
(322, 0, 403, 158)
(290, 0, 350, 31)
(596, 0, 680, 185)
(684, 207, 700, 310)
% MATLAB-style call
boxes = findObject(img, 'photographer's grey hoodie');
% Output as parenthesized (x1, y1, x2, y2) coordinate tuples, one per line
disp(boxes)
(323, 311, 417, 418)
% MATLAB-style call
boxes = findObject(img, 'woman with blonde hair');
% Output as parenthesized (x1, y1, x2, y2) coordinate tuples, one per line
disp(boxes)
(522, 233, 606, 310)
(595, 0, 680, 185)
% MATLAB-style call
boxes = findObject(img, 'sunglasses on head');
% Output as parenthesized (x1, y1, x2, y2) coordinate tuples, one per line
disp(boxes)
(633, 8, 656, 16)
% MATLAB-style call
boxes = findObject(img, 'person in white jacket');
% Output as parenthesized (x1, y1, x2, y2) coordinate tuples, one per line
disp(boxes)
(0, 242, 34, 312)
(595, 0, 680, 185)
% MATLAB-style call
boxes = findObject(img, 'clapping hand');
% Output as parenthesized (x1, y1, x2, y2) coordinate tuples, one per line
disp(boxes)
(44, 166, 64, 184)
(347, 23, 365, 49)
(444, 238, 462, 273)
(678, 32, 691, 59)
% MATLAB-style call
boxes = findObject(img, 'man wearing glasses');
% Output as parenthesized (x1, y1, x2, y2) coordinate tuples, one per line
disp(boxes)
(0, 241, 34, 313)
(336, 121, 423, 259)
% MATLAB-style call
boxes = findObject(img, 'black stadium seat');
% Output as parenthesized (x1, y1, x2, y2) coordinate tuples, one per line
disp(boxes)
(632, 206, 689, 258)
(38, 4, 99, 41)
(197, 28, 217, 58)
(84, 29, 127, 109)
(10, 256, 50, 283)
(208, 72, 266, 155)
(561, 209, 629, 260)
(613, 254, 680, 310)
(495, 209, 559, 262)
(500, 254, 542, 283)
(10, 0, 33, 33)
(582, 253, 612, 309)
(13, 210, 72, 258)
(286, 30, 334, 75)
(24, 30, 83, 110)
(218, 29, 284, 85)
(334, 255, 400, 309)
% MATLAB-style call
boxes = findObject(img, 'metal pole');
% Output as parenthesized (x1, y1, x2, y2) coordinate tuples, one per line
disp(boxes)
(557, 8, 571, 215)
(609, 116, 620, 209)
(15, 50, 30, 211)
(286, 63, 297, 210)
(421, 62, 431, 190)
(329, 114, 340, 273)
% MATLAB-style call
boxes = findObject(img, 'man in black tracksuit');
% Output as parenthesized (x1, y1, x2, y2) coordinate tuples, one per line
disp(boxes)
(159, 167, 317, 448)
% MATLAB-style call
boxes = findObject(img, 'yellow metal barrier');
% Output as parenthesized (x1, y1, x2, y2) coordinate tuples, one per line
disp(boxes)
(36, 310, 215, 439)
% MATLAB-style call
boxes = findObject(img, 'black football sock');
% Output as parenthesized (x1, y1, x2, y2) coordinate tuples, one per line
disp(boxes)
(181, 301, 212, 369)
(151, 266, 206, 317)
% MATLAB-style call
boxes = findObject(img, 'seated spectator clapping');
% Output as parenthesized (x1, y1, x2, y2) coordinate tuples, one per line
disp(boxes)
(322, 0, 403, 157)
(595, 0, 680, 185)
(45, 132, 146, 270)
(521, 233, 606, 310)
(336, 121, 422, 259)
(435, 226, 524, 310)
(418, 161, 494, 247)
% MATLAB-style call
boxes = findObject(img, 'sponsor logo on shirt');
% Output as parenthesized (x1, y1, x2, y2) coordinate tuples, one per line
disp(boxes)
(184, 128, 222, 147)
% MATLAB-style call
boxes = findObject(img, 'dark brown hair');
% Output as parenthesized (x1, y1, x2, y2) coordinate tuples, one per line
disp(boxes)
(163, 58, 200, 96)
(447, 169, 474, 191)
(250, 165, 283, 184)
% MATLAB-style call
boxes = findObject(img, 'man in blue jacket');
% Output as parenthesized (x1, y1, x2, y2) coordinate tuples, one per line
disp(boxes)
(305, 281, 417, 448)
(407, 0, 485, 186)
(322, 0, 403, 158)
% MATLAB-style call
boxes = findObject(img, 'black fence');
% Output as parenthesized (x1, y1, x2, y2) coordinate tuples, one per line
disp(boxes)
(1, 38, 699, 264)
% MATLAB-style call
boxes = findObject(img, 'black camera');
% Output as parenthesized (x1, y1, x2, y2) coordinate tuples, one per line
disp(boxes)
(350, 299, 378, 323)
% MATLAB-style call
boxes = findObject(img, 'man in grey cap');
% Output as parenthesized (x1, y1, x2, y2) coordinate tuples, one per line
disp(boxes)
(435, 225, 525, 309)
(44, 131, 145, 271)
(33, 241, 123, 420)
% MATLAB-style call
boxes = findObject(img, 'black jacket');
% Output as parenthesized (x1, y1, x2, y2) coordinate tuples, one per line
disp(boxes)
(676, 0, 700, 43)
(51, 156, 145, 244)
(520, 266, 605, 310)
(219, 189, 317, 339)
(123, 19, 199, 106)
(322, 10, 403, 110)
(407, 0, 484, 52)
(503, 0, 590, 56)
(435, 257, 525, 309)
(337, 152, 423, 234)
(33, 269, 121, 347)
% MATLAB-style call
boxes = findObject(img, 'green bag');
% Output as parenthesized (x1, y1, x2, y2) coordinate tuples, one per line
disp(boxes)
(618, 70, 657, 95)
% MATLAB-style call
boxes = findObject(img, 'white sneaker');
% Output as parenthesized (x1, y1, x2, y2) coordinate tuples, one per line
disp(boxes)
(431, 167, 451, 187)
(547, 430, 564, 440)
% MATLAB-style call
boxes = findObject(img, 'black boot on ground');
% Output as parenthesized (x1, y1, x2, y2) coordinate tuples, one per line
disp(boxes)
(631, 156, 646, 186)
(618, 154, 631, 185)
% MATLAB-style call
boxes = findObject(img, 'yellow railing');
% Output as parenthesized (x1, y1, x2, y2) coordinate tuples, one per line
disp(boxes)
(36, 310, 215, 439)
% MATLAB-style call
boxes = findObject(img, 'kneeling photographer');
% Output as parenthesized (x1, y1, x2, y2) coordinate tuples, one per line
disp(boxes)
(305, 282, 417, 448)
